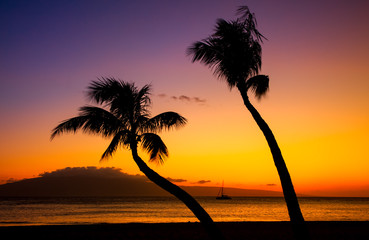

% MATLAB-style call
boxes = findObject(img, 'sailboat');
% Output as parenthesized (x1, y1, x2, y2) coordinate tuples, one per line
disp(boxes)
(216, 181, 231, 200)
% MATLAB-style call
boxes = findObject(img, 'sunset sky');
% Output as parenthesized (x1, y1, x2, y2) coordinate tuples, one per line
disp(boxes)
(1, 0, 369, 197)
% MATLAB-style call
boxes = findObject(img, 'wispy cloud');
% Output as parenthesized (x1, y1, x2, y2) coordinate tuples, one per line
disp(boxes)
(157, 93, 206, 104)
(266, 184, 277, 187)
(193, 97, 206, 103)
(179, 95, 191, 102)
(195, 180, 211, 184)
(167, 177, 187, 183)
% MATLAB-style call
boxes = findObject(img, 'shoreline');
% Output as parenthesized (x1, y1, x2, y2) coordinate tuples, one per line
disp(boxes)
(1, 221, 368, 240)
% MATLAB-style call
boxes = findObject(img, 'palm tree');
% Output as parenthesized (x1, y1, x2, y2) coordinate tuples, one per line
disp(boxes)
(51, 78, 225, 240)
(187, 6, 309, 240)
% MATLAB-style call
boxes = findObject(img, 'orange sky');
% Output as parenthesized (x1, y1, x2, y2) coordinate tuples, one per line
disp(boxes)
(1, 0, 369, 197)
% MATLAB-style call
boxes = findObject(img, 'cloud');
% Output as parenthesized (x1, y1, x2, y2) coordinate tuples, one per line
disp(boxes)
(158, 93, 206, 104)
(193, 97, 206, 103)
(167, 177, 187, 183)
(179, 95, 191, 101)
(266, 184, 277, 187)
(196, 180, 211, 184)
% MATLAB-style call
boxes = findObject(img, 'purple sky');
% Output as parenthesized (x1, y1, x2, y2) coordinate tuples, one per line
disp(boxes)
(2, 0, 368, 111)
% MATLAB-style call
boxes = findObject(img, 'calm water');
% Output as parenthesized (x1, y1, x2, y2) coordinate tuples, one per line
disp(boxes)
(0, 197, 368, 226)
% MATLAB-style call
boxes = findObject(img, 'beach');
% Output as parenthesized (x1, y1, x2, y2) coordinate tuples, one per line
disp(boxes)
(1, 221, 368, 240)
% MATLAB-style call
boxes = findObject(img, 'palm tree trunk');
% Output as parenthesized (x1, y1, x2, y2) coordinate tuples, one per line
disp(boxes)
(130, 145, 226, 240)
(237, 84, 310, 240)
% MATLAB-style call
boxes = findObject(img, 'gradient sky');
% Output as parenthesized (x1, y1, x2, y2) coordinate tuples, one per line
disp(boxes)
(1, 0, 369, 197)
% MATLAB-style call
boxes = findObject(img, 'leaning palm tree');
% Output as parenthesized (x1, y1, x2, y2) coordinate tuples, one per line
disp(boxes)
(51, 78, 225, 240)
(187, 6, 309, 240)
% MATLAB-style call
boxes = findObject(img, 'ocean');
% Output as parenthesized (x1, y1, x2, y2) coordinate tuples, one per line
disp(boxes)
(0, 197, 368, 226)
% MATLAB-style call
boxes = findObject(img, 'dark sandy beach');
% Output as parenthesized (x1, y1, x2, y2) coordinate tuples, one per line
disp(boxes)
(1, 221, 368, 240)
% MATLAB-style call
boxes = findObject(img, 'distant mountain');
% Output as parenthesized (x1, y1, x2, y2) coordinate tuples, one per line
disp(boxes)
(183, 186, 282, 197)
(0, 167, 283, 197)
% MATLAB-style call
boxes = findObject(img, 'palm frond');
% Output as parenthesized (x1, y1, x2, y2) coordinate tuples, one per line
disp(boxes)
(136, 115, 151, 134)
(133, 84, 151, 119)
(96, 80, 150, 125)
(236, 6, 266, 42)
(136, 84, 151, 108)
(51, 106, 123, 140)
(213, 18, 242, 39)
(100, 130, 131, 161)
(187, 15, 264, 90)
(51, 116, 88, 140)
(245, 75, 269, 99)
(145, 112, 187, 133)
(140, 133, 168, 165)
(87, 77, 123, 104)
(187, 38, 221, 66)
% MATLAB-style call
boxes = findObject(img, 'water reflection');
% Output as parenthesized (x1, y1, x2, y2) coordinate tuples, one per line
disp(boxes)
(1, 197, 368, 226)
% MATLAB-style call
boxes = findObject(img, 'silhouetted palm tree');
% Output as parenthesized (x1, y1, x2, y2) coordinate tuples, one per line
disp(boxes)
(51, 78, 225, 240)
(187, 6, 309, 240)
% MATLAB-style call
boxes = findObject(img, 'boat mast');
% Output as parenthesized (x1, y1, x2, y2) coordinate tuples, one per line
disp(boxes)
(221, 180, 224, 196)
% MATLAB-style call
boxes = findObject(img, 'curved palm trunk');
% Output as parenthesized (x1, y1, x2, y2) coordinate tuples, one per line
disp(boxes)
(130, 145, 225, 240)
(237, 84, 310, 240)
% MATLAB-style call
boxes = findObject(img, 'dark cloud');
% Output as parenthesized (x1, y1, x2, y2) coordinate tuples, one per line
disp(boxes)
(193, 97, 206, 103)
(179, 95, 191, 101)
(196, 180, 211, 184)
(159, 94, 206, 104)
(266, 184, 277, 187)
(167, 177, 187, 183)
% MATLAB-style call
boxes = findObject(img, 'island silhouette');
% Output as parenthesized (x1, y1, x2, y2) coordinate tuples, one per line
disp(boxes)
(0, 167, 283, 197)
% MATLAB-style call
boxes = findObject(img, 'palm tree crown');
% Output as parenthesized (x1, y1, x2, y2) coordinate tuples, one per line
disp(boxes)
(51, 78, 186, 165)
(187, 6, 269, 99)
(51, 78, 225, 240)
